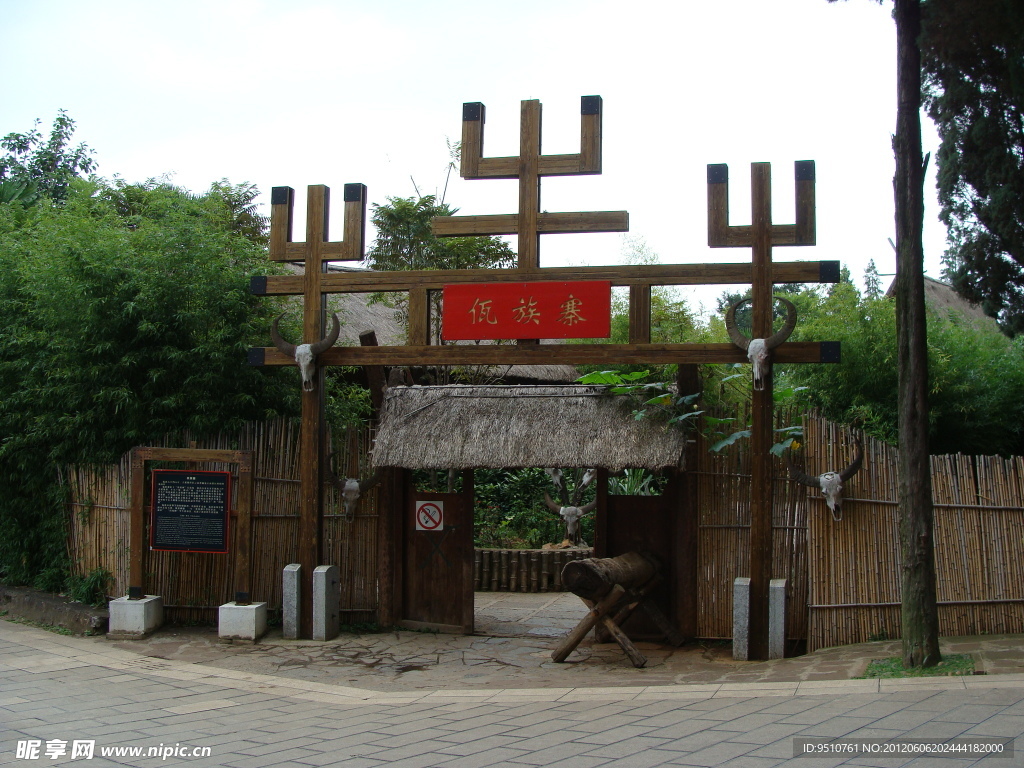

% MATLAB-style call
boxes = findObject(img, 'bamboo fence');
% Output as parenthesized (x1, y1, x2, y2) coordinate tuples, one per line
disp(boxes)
(805, 417, 1024, 651)
(474, 548, 593, 593)
(64, 413, 1024, 646)
(64, 420, 380, 625)
(693, 406, 809, 642)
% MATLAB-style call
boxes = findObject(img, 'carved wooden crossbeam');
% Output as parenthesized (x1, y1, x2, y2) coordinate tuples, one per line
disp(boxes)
(268, 183, 367, 263)
(256, 341, 837, 368)
(707, 161, 817, 249)
(431, 97, 628, 270)
(250, 260, 839, 296)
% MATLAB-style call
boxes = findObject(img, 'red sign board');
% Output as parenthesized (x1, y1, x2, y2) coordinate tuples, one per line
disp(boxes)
(442, 281, 611, 340)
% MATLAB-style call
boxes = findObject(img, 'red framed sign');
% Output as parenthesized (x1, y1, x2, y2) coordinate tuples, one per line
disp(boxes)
(150, 469, 232, 553)
(442, 281, 611, 340)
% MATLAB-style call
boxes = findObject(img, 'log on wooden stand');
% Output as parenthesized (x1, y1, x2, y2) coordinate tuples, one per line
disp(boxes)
(553, 551, 681, 669)
(561, 551, 658, 601)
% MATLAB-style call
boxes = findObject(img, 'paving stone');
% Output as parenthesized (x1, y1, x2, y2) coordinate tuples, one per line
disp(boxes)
(5, 609, 1024, 768)
(665, 739, 756, 766)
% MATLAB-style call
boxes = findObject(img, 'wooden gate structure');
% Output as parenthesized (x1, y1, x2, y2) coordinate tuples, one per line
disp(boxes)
(247, 96, 840, 656)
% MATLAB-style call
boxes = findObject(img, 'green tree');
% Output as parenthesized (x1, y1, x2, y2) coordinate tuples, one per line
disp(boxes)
(0, 179, 295, 586)
(365, 195, 514, 273)
(783, 281, 1024, 456)
(0, 110, 96, 204)
(922, 0, 1024, 335)
(864, 259, 883, 300)
(365, 195, 516, 382)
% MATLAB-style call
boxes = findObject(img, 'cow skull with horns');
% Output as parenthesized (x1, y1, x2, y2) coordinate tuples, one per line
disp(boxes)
(724, 297, 798, 390)
(787, 435, 864, 521)
(326, 453, 382, 522)
(270, 313, 341, 391)
(543, 493, 597, 546)
(542, 468, 598, 546)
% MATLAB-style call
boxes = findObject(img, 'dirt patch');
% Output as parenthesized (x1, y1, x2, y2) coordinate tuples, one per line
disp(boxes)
(0, 585, 108, 635)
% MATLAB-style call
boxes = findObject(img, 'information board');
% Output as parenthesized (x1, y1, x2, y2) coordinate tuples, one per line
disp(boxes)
(150, 470, 231, 553)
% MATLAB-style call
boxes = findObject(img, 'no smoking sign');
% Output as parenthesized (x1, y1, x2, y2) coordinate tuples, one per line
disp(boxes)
(414, 501, 444, 531)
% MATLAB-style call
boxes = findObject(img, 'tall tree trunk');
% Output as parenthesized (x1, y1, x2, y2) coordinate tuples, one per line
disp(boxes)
(893, 0, 940, 668)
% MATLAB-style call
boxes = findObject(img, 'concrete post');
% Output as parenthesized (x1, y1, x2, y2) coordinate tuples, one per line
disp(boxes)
(768, 578, 787, 660)
(283, 564, 301, 640)
(732, 577, 751, 660)
(312, 565, 340, 641)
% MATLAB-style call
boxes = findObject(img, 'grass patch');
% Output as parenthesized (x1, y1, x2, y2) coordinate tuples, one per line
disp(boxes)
(856, 654, 975, 678)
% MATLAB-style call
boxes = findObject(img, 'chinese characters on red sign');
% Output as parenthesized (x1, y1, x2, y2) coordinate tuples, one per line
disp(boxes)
(442, 281, 611, 340)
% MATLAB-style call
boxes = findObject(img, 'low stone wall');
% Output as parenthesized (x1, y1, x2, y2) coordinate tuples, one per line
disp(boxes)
(0, 586, 108, 635)
(474, 548, 593, 593)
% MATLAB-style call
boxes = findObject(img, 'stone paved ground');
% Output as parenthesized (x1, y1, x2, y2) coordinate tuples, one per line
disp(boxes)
(1, 620, 1023, 767)
(86, 593, 1024, 693)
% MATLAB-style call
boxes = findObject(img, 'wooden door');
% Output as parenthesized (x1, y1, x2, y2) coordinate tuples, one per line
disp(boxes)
(400, 485, 474, 634)
(597, 472, 694, 640)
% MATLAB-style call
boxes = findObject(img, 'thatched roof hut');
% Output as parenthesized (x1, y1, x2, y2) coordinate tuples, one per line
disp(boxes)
(886, 275, 1001, 333)
(371, 385, 688, 471)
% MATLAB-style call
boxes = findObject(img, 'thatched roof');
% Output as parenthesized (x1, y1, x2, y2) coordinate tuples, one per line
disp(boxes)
(887, 276, 1001, 333)
(371, 385, 687, 471)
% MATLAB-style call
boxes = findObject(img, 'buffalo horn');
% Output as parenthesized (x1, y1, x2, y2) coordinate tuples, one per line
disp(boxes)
(309, 313, 341, 355)
(725, 297, 799, 352)
(765, 297, 798, 349)
(839, 435, 864, 482)
(786, 452, 820, 488)
(358, 470, 383, 493)
(270, 314, 297, 358)
(724, 300, 751, 351)
(543, 492, 563, 515)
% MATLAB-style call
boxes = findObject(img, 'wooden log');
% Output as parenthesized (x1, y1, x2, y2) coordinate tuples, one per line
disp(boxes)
(255, 341, 838, 368)
(254, 260, 839, 296)
(551, 584, 626, 663)
(562, 552, 658, 602)
(599, 614, 647, 668)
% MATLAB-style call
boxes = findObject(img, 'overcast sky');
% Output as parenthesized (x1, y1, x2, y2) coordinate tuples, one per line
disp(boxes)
(4, 0, 947, 315)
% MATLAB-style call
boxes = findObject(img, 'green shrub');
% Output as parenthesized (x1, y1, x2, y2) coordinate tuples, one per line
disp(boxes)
(65, 568, 112, 607)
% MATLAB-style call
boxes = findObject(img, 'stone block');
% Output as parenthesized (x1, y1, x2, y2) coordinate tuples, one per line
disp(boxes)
(282, 563, 301, 640)
(313, 565, 340, 641)
(732, 577, 750, 661)
(107, 595, 163, 639)
(218, 601, 268, 642)
(769, 578, 787, 660)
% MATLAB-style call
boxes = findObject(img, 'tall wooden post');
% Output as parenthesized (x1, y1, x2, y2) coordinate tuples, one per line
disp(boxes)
(299, 185, 328, 639)
(749, 163, 774, 661)
(261, 182, 367, 638)
(707, 159, 819, 659)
